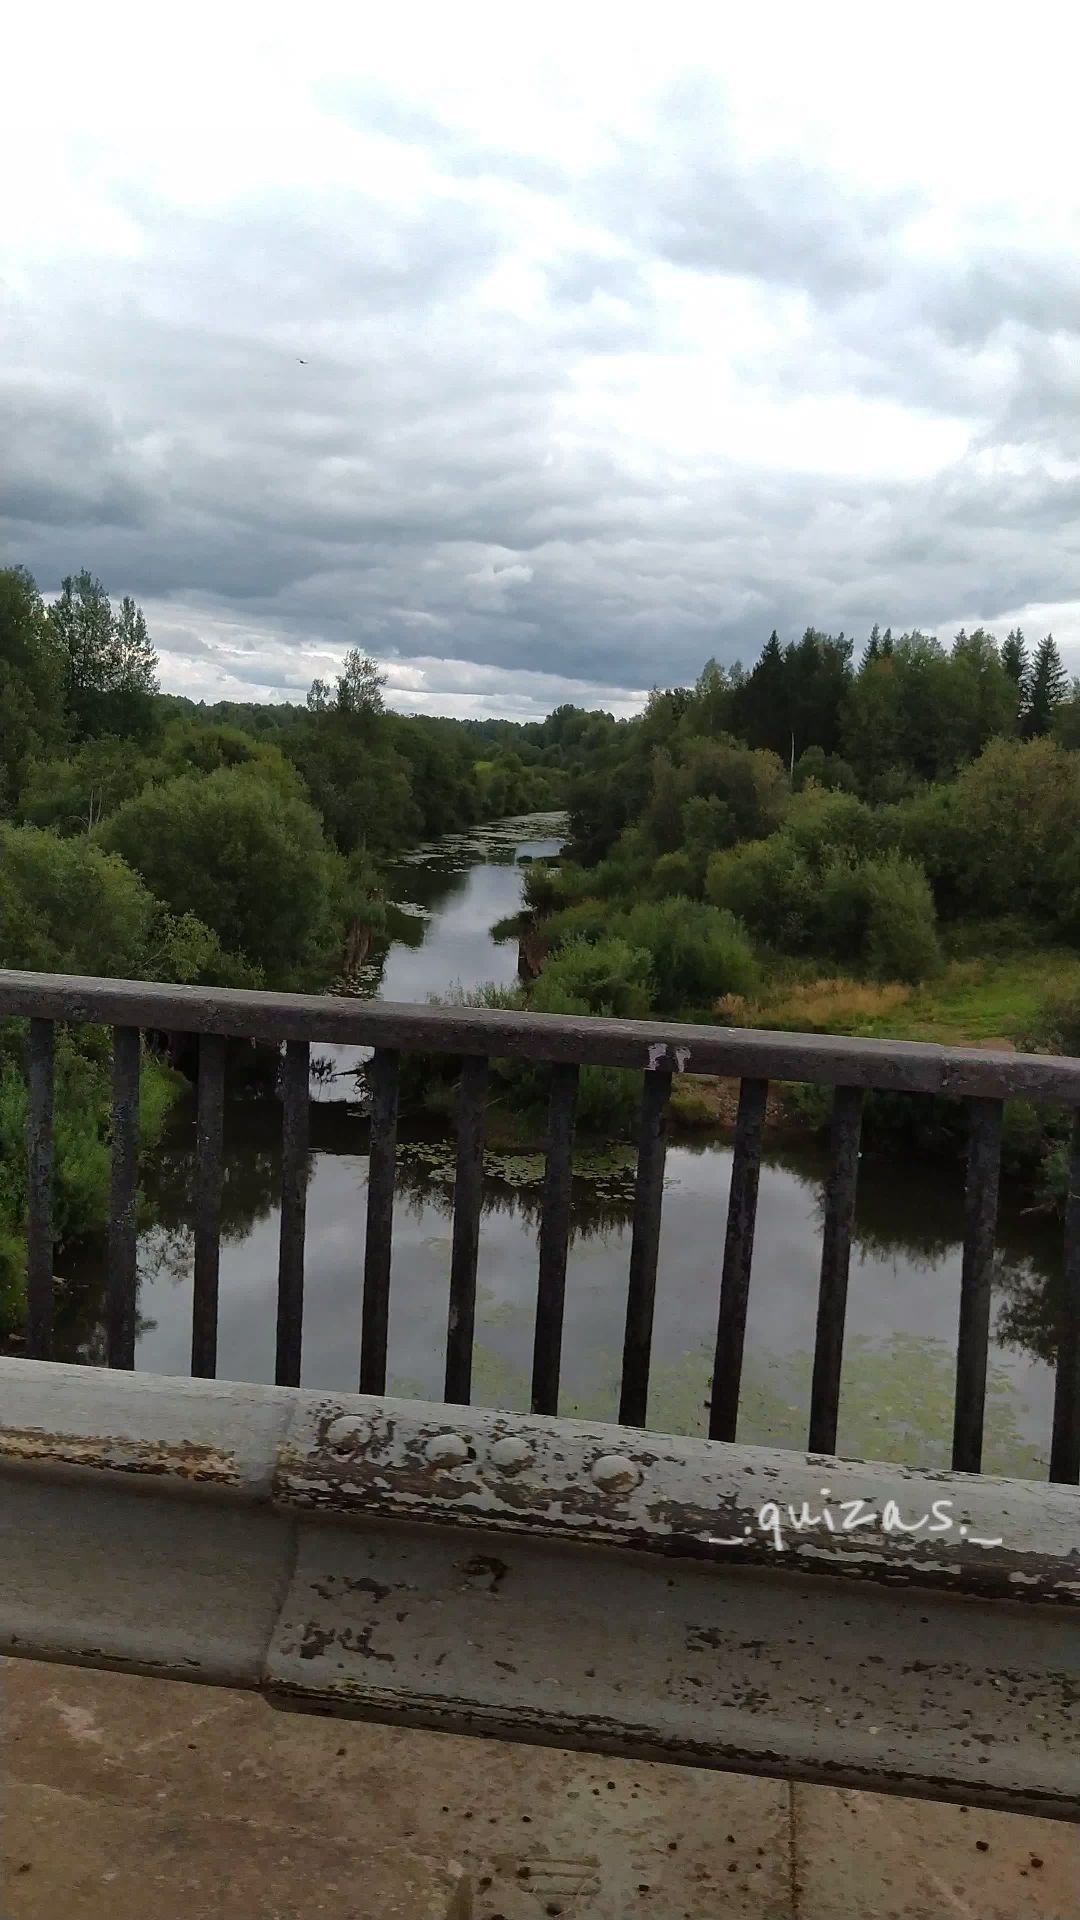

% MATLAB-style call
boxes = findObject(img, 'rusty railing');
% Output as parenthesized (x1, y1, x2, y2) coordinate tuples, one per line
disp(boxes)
(5, 968, 1080, 1482)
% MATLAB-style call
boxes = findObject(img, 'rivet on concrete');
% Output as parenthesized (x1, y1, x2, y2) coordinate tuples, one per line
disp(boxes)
(591, 1454, 642, 1494)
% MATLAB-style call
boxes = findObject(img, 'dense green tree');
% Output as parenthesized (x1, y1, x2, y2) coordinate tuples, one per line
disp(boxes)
(949, 628, 1019, 758)
(0, 825, 157, 976)
(48, 571, 158, 740)
(20, 736, 152, 834)
(839, 656, 904, 794)
(1053, 678, 1080, 751)
(0, 567, 65, 811)
(731, 630, 789, 755)
(100, 768, 341, 983)
(1027, 634, 1067, 737)
(1001, 627, 1030, 700)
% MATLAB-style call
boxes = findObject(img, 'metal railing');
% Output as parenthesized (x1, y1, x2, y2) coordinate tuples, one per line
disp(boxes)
(5, 967, 1080, 1482)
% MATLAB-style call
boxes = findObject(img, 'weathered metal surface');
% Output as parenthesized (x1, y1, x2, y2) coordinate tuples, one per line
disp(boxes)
(266, 1522, 1080, 1817)
(953, 1097, 1004, 1474)
(619, 1070, 672, 1427)
(107, 1026, 141, 1370)
(6, 968, 1080, 1098)
(26, 1017, 55, 1361)
(1051, 1109, 1080, 1485)
(275, 1039, 310, 1388)
(0, 1362, 292, 1493)
(808, 1087, 864, 1454)
(444, 1055, 488, 1404)
(191, 1032, 225, 1378)
(710, 1076, 768, 1442)
(359, 1047, 400, 1394)
(275, 1392, 1080, 1604)
(531, 1062, 579, 1416)
(1, 1362, 1078, 1818)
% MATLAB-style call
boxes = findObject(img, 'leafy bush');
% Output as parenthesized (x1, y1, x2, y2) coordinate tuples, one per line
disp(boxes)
(785, 789, 881, 867)
(530, 937, 653, 1021)
(860, 852, 942, 982)
(650, 850, 698, 896)
(0, 824, 155, 976)
(706, 836, 819, 953)
(544, 899, 612, 951)
(614, 898, 757, 1012)
(101, 767, 340, 984)
(1024, 974, 1080, 1056)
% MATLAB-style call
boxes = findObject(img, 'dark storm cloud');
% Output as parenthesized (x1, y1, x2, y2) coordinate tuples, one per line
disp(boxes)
(0, 381, 148, 529)
(3, 76, 1079, 705)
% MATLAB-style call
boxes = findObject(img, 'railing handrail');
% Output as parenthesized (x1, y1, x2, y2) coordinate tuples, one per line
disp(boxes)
(5, 966, 1079, 1485)
(1, 966, 1079, 1099)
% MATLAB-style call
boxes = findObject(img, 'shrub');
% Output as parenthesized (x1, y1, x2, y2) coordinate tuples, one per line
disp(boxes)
(650, 850, 698, 897)
(544, 899, 612, 952)
(0, 824, 154, 976)
(860, 852, 942, 982)
(1025, 974, 1080, 1056)
(615, 898, 757, 1013)
(530, 937, 653, 1021)
(706, 837, 818, 953)
(785, 789, 881, 868)
(101, 767, 339, 984)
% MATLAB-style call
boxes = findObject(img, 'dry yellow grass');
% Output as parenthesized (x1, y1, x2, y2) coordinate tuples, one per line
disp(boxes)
(717, 977, 911, 1033)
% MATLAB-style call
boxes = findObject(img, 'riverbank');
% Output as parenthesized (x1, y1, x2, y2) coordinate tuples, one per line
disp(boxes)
(667, 950, 1078, 1134)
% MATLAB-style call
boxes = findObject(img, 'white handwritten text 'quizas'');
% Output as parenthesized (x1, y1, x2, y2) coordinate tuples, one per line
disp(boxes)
(708, 1491, 1003, 1554)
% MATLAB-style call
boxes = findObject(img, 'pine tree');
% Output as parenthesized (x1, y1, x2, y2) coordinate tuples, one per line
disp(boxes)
(864, 624, 881, 664)
(1027, 634, 1068, 736)
(1001, 626, 1029, 694)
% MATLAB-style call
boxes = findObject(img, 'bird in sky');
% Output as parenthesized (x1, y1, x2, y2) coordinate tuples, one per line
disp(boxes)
(297, 357, 307, 364)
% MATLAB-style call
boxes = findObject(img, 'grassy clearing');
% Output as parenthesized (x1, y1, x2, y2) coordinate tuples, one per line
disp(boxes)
(717, 949, 1080, 1049)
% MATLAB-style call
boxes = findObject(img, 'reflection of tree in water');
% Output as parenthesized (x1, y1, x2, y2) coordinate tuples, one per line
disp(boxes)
(54, 1093, 292, 1359)
(993, 1250, 1063, 1367)
(702, 1136, 1063, 1364)
(393, 1147, 638, 1245)
(136, 1104, 285, 1285)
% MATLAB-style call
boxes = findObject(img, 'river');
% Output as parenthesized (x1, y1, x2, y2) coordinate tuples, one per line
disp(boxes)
(58, 813, 1062, 1477)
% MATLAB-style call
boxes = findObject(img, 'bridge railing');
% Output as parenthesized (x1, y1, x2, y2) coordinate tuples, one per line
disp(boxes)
(4, 967, 1080, 1482)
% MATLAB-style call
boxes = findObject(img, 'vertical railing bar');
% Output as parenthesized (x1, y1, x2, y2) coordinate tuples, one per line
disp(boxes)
(1050, 1108, 1080, 1484)
(808, 1084, 865, 1454)
(951, 1096, 1004, 1474)
(26, 1018, 56, 1360)
(359, 1047, 400, 1395)
(191, 1032, 226, 1379)
(619, 1068, 672, 1428)
(107, 1025, 141, 1370)
(444, 1054, 488, 1404)
(531, 1062, 579, 1416)
(275, 1039, 310, 1389)
(709, 1076, 769, 1442)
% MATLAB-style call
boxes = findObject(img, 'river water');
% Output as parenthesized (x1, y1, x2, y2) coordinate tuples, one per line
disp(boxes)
(61, 814, 1062, 1477)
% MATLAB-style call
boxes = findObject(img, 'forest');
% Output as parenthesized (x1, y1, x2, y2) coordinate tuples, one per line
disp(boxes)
(4, 563, 1080, 1321)
(472, 621, 1080, 1198)
(0, 563, 572, 1315)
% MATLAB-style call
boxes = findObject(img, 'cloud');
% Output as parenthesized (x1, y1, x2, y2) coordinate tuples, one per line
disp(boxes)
(4, 12, 1080, 712)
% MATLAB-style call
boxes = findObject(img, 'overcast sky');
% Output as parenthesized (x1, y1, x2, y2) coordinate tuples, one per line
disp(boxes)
(3, 3, 1080, 719)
